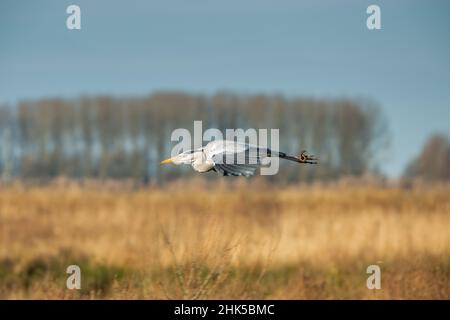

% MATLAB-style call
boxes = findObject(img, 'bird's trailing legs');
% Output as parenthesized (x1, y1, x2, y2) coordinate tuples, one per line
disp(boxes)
(296, 150, 318, 164)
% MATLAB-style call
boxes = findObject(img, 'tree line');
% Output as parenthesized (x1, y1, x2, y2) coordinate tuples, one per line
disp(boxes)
(0, 92, 390, 183)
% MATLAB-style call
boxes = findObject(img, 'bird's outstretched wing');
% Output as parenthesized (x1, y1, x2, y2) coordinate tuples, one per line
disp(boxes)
(213, 163, 259, 176)
(206, 140, 318, 176)
(207, 141, 270, 176)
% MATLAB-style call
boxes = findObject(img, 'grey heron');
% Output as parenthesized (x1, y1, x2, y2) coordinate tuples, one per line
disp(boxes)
(160, 140, 318, 177)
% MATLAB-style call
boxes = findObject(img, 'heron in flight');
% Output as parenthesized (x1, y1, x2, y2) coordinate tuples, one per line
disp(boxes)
(160, 140, 318, 177)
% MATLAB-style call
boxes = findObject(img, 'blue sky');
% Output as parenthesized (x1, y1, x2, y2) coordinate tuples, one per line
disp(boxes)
(1, 0, 449, 177)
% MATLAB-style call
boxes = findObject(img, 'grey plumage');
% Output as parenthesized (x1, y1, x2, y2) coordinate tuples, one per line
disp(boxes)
(160, 140, 318, 177)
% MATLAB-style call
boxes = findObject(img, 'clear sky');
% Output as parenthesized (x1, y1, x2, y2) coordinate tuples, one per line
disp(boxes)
(1, 0, 449, 177)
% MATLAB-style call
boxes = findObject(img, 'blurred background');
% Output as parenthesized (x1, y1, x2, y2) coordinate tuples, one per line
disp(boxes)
(0, 0, 449, 184)
(0, 0, 449, 299)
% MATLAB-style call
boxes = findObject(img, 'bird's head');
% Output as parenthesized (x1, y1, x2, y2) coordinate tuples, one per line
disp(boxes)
(160, 149, 199, 165)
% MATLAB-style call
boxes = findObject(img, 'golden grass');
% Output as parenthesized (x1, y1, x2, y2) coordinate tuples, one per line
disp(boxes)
(0, 180, 449, 299)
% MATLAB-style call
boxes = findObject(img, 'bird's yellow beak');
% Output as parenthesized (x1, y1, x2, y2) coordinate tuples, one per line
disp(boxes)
(160, 158, 173, 165)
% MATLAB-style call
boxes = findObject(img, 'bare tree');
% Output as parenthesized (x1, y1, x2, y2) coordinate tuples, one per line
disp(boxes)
(405, 134, 450, 181)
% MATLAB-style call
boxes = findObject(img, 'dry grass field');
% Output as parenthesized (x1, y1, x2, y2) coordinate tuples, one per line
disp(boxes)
(0, 179, 449, 299)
